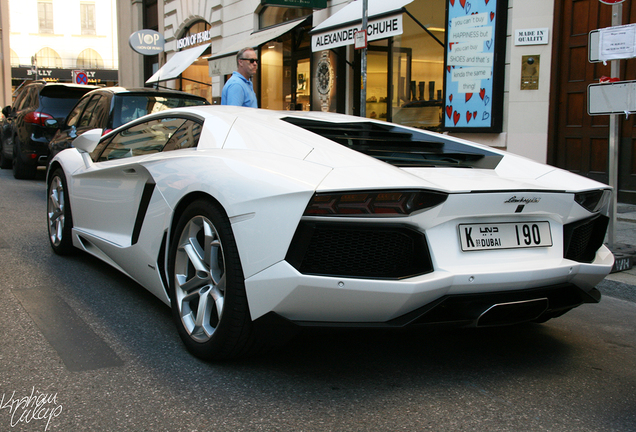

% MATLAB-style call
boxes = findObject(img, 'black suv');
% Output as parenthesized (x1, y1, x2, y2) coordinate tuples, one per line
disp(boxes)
(48, 87, 209, 160)
(1, 81, 98, 178)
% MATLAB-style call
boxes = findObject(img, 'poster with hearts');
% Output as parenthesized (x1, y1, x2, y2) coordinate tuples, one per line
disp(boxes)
(443, 0, 507, 131)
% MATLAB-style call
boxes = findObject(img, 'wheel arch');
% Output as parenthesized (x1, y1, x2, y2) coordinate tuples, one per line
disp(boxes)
(47, 160, 63, 184)
(163, 191, 229, 302)
(169, 191, 228, 243)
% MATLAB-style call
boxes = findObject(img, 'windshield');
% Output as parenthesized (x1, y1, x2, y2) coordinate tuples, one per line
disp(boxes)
(282, 117, 503, 169)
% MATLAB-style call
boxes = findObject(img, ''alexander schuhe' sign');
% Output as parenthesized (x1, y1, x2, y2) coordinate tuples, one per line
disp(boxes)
(311, 14, 403, 51)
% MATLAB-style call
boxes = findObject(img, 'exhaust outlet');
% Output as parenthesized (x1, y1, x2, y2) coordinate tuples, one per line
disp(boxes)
(477, 298, 549, 327)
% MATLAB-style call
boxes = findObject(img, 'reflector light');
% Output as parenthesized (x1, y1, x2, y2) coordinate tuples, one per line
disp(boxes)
(304, 191, 447, 216)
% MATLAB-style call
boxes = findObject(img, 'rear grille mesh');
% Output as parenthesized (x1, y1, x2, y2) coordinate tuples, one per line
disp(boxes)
(563, 215, 608, 263)
(286, 222, 433, 279)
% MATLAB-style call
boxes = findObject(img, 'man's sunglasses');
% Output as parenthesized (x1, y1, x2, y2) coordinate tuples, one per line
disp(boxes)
(240, 58, 259, 64)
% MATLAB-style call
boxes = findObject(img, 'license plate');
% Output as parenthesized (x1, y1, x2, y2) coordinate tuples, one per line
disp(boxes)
(459, 222, 552, 251)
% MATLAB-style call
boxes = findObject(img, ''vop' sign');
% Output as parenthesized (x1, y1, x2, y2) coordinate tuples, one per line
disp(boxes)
(129, 30, 165, 55)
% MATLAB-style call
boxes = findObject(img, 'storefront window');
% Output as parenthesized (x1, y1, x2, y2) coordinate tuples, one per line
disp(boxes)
(391, 1, 446, 130)
(182, 58, 212, 102)
(261, 41, 286, 109)
(258, 22, 312, 111)
(295, 58, 311, 110)
(36, 47, 63, 68)
(366, 45, 388, 120)
(351, 0, 445, 128)
(178, 21, 212, 102)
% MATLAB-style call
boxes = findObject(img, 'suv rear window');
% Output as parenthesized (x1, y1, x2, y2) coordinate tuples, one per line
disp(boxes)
(113, 94, 208, 129)
(39, 86, 96, 116)
(281, 117, 503, 169)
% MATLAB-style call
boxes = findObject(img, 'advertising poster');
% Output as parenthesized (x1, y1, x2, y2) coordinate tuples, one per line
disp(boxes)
(312, 50, 338, 112)
(443, 0, 507, 132)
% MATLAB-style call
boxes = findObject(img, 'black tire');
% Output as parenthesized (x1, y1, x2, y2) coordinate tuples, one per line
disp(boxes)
(13, 139, 37, 180)
(0, 138, 11, 169)
(168, 199, 257, 360)
(47, 168, 75, 255)
(0, 151, 10, 169)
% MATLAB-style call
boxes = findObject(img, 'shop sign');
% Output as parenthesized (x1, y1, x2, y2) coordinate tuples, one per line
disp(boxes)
(177, 30, 213, 50)
(262, 0, 326, 8)
(12, 67, 118, 83)
(443, 0, 508, 132)
(311, 14, 403, 51)
(129, 30, 164, 55)
(514, 28, 549, 46)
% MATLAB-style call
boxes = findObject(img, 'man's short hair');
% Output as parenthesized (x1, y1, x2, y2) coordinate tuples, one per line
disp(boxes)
(236, 47, 256, 66)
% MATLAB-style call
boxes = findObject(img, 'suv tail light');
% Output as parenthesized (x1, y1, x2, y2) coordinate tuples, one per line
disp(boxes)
(24, 111, 54, 126)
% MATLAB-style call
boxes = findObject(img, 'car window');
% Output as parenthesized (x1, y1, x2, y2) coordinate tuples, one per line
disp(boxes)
(90, 95, 109, 128)
(162, 120, 203, 152)
(96, 117, 187, 162)
(12, 88, 28, 110)
(39, 86, 95, 118)
(65, 96, 91, 128)
(17, 86, 38, 111)
(78, 95, 101, 128)
(282, 117, 505, 169)
(113, 94, 207, 129)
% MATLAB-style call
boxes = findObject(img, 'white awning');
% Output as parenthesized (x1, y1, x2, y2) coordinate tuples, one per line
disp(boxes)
(208, 18, 308, 76)
(312, 0, 414, 34)
(146, 43, 210, 84)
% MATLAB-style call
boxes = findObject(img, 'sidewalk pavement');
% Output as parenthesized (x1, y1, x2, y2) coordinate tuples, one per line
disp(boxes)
(599, 203, 636, 302)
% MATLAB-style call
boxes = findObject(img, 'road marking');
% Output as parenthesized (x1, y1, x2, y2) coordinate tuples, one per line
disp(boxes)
(12, 287, 124, 371)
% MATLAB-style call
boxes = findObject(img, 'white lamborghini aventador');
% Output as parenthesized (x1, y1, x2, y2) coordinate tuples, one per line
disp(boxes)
(46, 106, 614, 360)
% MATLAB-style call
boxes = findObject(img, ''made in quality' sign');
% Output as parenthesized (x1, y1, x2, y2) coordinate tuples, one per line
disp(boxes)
(312, 14, 403, 51)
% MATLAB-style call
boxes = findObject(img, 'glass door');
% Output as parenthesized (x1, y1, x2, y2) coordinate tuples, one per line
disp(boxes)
(365, 46, 388, 120)
(283, 50, 311, 110)
(295, 58, 311, 110)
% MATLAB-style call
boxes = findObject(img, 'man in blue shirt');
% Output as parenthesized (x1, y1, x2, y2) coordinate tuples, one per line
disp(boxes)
(221, 47, 258, 107)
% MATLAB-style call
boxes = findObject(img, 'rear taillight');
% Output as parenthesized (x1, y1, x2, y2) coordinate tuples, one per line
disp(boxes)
(304, 191, 448, 216)
(24, 111, 54, 126)
(574, 189, 611, 213)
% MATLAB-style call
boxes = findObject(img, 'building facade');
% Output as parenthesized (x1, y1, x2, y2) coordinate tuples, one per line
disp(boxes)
(1, 0, 119, 100)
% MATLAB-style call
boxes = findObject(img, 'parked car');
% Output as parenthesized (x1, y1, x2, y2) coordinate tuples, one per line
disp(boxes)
(0, 81, 99, 178)
(47, 106, 614, 361)
(47, 87, 209, 160)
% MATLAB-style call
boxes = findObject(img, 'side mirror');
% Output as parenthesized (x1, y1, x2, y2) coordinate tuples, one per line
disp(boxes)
(2, 106, 11, 118)
(72, 128, 103, 154)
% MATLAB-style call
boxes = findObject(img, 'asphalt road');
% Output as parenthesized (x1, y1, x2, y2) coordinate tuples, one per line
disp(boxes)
(0, 168, 635, 432)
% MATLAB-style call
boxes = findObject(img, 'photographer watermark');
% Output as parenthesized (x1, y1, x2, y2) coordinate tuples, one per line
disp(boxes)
(1, 387, 63, 431)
